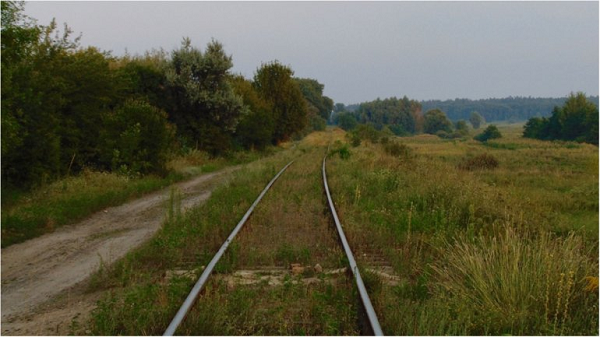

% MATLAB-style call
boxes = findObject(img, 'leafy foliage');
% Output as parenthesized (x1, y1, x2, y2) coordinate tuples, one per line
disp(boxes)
(423, 109, 453, 135)
(253, 61, 308, 143)
(422, 96, 600, 123)
(523, 93, 598, 145)
(99, 100, 175, 176)
(2, 3, 318, 190)
(230, 75, 274, 150)
(295, 77, 333, 121)
(356, 96, 421, 133)
(469, 111, 484, 129)
(336, 112, 358, 131)
(474, 125, 502, 142)
(165, 38, 244, 155)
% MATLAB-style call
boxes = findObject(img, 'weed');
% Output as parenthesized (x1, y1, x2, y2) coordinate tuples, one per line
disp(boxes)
(457, 153, 499, 171)
(383, 141, 411, 158)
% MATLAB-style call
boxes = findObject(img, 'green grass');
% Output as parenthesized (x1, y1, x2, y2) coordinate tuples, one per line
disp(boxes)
(1, 171, 184, 247)
(87, 150, 299, 335)
(325, 124, 598, 335)
(87, 131, 364, 335)
(1, 148, 276, 247)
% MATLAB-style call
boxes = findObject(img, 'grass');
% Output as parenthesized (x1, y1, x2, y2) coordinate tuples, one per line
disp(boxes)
(179, 134, 360, 335)
(87, 131, 363, 335)
(86, 149, 298, 334)
(325, 124, 598, 335)
(1, 148, 275, 247)
(13, 125, 597, 335)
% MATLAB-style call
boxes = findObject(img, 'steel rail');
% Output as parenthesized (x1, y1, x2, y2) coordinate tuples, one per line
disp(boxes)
(322, 154, 384, 336)
(163, 160, 295, 336)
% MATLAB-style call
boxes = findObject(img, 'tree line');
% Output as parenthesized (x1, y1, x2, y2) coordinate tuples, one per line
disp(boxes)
(421, 95, 600, 123)
(1, 2, 332, 188)
(523, 92, 598, 145)
(332, 97, 487, 139)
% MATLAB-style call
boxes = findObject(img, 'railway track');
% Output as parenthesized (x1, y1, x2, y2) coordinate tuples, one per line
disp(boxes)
(163, 149, 383, 336)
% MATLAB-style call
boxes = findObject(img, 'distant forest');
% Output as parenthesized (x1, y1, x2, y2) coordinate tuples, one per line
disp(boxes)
(421, 96, 600, 122)
(346, 96, 600, 123)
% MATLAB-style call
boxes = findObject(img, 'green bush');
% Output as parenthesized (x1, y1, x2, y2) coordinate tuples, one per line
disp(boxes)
(330, 143, 351, 160)
(353, 124, 380, 144)
(100, 100, 175, 176)
(474, 124, 502, 142)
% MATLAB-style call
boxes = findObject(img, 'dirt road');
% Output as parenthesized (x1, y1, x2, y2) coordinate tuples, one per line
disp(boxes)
(1, 166, 238, 335)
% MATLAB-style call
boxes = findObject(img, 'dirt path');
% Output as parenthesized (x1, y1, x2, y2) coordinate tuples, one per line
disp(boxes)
(1, 166, 239, 335)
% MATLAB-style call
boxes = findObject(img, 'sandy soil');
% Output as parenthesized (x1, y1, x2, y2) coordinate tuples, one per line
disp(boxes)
(1, 167, 238, 335)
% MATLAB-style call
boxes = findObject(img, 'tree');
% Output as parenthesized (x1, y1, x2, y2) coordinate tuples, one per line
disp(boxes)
(165, 38, 244, 154)
(334, 103, 346, 113)
(474, 124, 502, 142)
(1, 14, 118, 186)
(1, 1, 40, 68)
(356, 96, 418, 134)
(523, 117, 547, 139)
(423, 109, 453, 135)
(521, 92, 598, 145)
(560, 92, 597, 142)
(454, 120, 470, 137)
(470, 111, 484, 129)
(253, 61, 308, 143)
(113, 51, 170, 111)
(295, 77, 333, 121)
(337, 112, 358, 131)
(230, 75, 274, 150)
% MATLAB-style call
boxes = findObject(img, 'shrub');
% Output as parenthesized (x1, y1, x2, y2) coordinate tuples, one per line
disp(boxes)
(350, 133, 361, 147)
(474, 125, 502, 142)
(100, 100, 175, 176)
(383, 141, 411, 158)
(330, 143, 351, 160)
(354, 124, 380, 144)
(458, 153, 499, 171)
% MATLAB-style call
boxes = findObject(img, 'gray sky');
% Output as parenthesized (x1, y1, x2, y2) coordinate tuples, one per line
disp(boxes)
(24, 1, 599, 105)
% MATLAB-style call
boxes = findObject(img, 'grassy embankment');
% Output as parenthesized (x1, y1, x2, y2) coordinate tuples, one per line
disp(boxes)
(1, 149, 275, 247)
(86, 129, 366, 335)
(326, 123, 598, 335)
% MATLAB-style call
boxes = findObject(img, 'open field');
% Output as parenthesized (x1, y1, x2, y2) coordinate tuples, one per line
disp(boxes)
(326, 123, 599, 335)
(2, 126, 597, 335)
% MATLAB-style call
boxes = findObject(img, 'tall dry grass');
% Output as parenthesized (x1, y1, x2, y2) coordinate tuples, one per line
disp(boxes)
(431, 224, 597, 335)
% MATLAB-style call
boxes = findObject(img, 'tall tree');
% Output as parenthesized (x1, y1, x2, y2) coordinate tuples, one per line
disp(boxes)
(523, 92, 599, 145)
(165, 38, 244, 154)
(230, 75, 274, 150)
(253, 61, 308, 143)
(294, 77, 334, 121)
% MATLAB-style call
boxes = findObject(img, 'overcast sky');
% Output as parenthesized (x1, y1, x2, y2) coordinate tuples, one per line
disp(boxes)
(24, 1, 599, 105)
